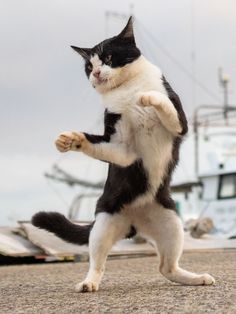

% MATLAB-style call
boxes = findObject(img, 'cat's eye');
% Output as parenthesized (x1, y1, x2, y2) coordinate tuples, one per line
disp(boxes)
(105, 55, 112, 66)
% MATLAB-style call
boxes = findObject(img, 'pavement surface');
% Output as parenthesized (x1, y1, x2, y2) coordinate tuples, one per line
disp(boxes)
(1, 250, 236, 314)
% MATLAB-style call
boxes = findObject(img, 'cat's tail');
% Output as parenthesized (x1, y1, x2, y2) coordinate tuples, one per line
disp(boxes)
(31, 211, 93, 245)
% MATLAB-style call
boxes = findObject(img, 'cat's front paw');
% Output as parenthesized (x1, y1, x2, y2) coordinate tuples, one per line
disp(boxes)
(138, 91, 157, 107)
(55, 131, 86, 152)
(138, 91, 162, 108)
(75, 281, 99, 293)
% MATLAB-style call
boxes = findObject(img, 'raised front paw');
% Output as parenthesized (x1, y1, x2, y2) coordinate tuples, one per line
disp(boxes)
(75, 280, 99, 293)
(55, 131, 86, 152)
(138, 91, 162, 107)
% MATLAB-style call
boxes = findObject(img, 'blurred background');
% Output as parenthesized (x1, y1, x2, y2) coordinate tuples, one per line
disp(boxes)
(1, 0, 236, 237)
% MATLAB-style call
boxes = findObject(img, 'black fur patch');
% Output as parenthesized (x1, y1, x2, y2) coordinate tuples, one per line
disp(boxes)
(162, 76, 188, 136)
(84, 110, 121, 144)
(156, 78, 188, 210)
(78, 39, 140, 79)
(84, 60, 93, 78)
(31, 212, 93, 245)
(85, 110, 149, 214)
(93, 37, 141, 68)
(71, 17, 141, 78)
(96, 160, 149, 215)
(156, 138, 182, 210)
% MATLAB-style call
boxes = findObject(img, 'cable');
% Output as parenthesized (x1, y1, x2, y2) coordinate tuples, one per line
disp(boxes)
(136, 18, 221, 103)
(135, 23, 160, 64)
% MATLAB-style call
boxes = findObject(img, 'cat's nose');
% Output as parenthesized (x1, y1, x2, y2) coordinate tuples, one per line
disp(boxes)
(93, 70, 101, 79)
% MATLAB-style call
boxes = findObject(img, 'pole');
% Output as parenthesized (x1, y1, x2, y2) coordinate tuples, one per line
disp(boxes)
(219, 67, 230, 122)
(193, 105, 225, 178)
(223, 78, 229, 121)
(193, 110, 199, 178)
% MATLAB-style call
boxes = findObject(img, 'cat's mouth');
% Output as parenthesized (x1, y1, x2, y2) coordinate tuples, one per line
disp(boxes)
(95, 77, 108, 85)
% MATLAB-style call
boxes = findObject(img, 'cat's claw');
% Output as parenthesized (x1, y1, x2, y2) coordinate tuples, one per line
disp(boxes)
(200, 273, 215, 285)
(55, 131, 86, 152)
(75, 281, 99, 293)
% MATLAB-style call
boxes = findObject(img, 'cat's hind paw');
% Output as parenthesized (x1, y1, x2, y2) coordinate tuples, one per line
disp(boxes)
(75, 281, 99, 293)
(201, 273, 215, 285)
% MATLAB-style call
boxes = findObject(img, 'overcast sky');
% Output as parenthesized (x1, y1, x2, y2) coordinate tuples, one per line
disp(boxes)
(1, 0, 236, 225)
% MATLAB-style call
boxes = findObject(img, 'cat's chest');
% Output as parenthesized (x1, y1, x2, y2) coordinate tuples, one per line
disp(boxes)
(113, 107, 171, 149)
(103, 87, 139, 113)
(113, 110, 173, 192)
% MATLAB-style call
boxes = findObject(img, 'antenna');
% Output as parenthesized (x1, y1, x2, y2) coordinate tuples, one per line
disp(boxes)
(129, 3, 134, 16)
(218, 67, 230, 121)
(191, 0, 196, 107)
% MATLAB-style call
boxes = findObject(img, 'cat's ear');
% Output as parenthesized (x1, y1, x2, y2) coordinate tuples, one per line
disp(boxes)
(71, 46, 92, 60)
(117, 16, 135, 41)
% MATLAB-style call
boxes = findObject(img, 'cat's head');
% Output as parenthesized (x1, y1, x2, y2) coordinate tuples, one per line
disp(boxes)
(71, 17, 141, 94)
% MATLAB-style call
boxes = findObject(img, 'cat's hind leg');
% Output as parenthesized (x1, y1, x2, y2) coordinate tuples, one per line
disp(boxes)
(75, 212, 130, 292)
(142, 206, 215, 286)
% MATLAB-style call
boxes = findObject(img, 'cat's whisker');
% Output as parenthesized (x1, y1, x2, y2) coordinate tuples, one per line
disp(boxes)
(107, 77, 113, 90)
(111, 77, 118, 90)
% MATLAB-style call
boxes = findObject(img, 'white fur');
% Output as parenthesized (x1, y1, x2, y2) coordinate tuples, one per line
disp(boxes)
(75, 212, 130, 292)
(139, 91, 182, 135)
(55, 54, 215, 292)
(93, 56, 177, 204)
(84, 141, 138, 167)
(85, 56, 179, 200)
(89, 54, 117, 92)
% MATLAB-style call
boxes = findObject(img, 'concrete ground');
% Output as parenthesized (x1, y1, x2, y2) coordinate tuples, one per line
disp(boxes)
(1, 250, 236, 314)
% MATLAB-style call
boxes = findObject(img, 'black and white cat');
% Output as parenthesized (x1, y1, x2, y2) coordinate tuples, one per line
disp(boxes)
(32, 17, 215, 292)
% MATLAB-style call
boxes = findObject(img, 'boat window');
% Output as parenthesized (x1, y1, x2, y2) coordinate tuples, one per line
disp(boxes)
(218, 174, 236, 199)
